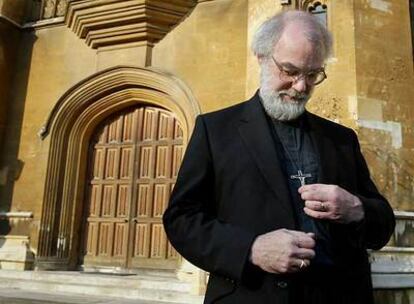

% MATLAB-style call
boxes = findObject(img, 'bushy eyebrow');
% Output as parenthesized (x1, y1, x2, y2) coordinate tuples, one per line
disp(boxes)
(279, 62, 300, 71)
(279, 61, 323, 73)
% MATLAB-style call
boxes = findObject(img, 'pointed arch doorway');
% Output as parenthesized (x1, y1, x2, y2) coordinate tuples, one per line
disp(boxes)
(36, 66, 201, 273)
(81, 105, 183, 270)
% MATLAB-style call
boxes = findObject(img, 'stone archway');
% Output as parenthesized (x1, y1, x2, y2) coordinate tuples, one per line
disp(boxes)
(36, 66, 200, 270)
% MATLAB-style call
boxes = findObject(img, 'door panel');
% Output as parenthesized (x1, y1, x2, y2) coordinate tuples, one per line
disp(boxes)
(81, 106, 182, 270)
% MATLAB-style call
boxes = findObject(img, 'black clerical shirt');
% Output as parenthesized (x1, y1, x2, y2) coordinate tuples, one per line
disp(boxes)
(269, 114, 333, 266)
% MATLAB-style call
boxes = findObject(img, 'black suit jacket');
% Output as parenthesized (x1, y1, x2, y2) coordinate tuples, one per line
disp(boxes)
(163, 93, 395, 304)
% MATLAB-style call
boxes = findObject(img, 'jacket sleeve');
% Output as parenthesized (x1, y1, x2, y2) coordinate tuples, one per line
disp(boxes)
(163, 115, 257, 281)
(351, 131, 395, 250)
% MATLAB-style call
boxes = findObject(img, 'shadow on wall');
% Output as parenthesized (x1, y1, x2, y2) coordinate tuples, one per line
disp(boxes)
(0, 217, 10, 235)
(0, 27, 36, 212)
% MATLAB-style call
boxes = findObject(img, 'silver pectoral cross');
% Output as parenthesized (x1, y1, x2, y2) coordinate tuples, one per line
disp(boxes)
(290, 170, 312, 186)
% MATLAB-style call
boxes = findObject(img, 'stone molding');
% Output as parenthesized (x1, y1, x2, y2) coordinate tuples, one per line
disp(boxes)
(372, 273, 414, 289)
(0, 13, 22, 28)
(371, 246, 414, 273)
(0, 211, 33, 219)
(371, 246, 414, 289)
(65, 0, 197, 49)
(37, 66, 200, 270)
(370, 210, 414, 288)
(394, 210, 414, 220)
(280, 0, 291, 5)
(28, 16, 65, 29)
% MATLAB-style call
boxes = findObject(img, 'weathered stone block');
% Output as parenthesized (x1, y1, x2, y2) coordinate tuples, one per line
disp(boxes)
(0, 235, 34, 270)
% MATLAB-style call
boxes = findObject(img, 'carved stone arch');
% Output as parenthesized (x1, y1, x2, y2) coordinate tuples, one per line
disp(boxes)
(36, 66, 200, 270)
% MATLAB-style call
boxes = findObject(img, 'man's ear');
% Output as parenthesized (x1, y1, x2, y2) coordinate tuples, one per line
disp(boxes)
(256, 54, 265, 65)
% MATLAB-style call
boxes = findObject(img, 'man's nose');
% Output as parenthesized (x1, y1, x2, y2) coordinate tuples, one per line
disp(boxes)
(291, 77, 308, 93)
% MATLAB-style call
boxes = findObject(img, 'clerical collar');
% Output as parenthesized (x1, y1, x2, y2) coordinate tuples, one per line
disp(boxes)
(271, 112, 308, 130)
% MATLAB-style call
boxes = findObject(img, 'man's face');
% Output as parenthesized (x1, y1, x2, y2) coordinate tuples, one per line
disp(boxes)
(259, 23, 325, 121)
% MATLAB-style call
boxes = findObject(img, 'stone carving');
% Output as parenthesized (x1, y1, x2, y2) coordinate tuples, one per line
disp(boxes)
(42, 0, 57, 19)
(66, 0, 197, 49)
(56, 0, 68, 17)
(40, 0, 68, 19)
(296, 0, 328, 10)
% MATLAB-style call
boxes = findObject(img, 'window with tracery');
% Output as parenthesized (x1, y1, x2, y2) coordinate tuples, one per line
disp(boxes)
(286, 1, 328, 28)
(308, 2, 328, 27)
(28, 0, 68, 21)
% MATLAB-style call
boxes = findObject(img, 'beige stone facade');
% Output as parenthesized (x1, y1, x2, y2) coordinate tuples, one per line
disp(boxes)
(0, 0, 413, 302)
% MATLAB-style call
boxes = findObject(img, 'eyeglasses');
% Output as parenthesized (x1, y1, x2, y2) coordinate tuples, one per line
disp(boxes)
(271, 56, 327, 86)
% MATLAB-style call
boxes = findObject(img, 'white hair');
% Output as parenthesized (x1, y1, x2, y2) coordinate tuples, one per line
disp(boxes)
(251, 10, 333, 60)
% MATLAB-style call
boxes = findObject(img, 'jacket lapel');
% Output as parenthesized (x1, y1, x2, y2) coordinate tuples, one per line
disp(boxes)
(237, 94, 295, 221)
(305, 112, 338, 184)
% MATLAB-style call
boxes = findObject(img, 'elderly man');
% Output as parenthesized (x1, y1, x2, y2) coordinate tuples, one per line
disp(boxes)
(163, 10, 395, 304)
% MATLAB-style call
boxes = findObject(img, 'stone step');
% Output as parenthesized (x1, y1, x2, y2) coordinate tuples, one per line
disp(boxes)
(0, 270, 190, 292)
(0, 270, 204, 304)
(0, 287, 174, 304)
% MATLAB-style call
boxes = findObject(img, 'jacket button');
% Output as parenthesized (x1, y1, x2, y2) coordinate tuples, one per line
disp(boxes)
(277, 281, 288, 288)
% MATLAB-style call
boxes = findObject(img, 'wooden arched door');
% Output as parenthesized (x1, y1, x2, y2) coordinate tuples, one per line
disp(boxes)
(80, 105, 183, 270)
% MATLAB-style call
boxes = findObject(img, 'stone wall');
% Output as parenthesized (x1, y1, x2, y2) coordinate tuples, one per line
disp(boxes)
(353, 0, 414, 212)
(153, 0, 249, 113)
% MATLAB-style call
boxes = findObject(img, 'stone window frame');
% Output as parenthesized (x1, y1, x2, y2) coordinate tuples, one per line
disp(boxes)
(308, 1, 328, 27)
(281, 1, 329, 27)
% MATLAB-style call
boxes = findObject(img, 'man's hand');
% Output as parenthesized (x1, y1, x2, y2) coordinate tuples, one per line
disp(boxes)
(250, 229, 315, 274)
(299, 184, 365, 224)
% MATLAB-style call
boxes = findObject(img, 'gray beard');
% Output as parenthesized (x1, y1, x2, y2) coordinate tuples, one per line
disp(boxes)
(259, 66, 311, 121)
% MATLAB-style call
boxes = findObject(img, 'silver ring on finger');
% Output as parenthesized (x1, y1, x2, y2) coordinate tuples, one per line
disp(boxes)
(299, 259, 306, 269)
(320, 202, 327, 212)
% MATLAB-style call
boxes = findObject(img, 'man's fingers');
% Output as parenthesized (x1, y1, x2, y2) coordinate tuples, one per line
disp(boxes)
(292, 258, 310, 270)
(253, 229, 317, 274)
(299, 184, 336, 202)
(301, 188, 331, 201)
(284, 229, 314, 239)
(299, 183, 322, 193)
(297, 236, 316, 249)
(304, 206, 329, 220)
(304, 200, 329, 212)
(285, 230, 316, 249)
(294, 248, 315, 260)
